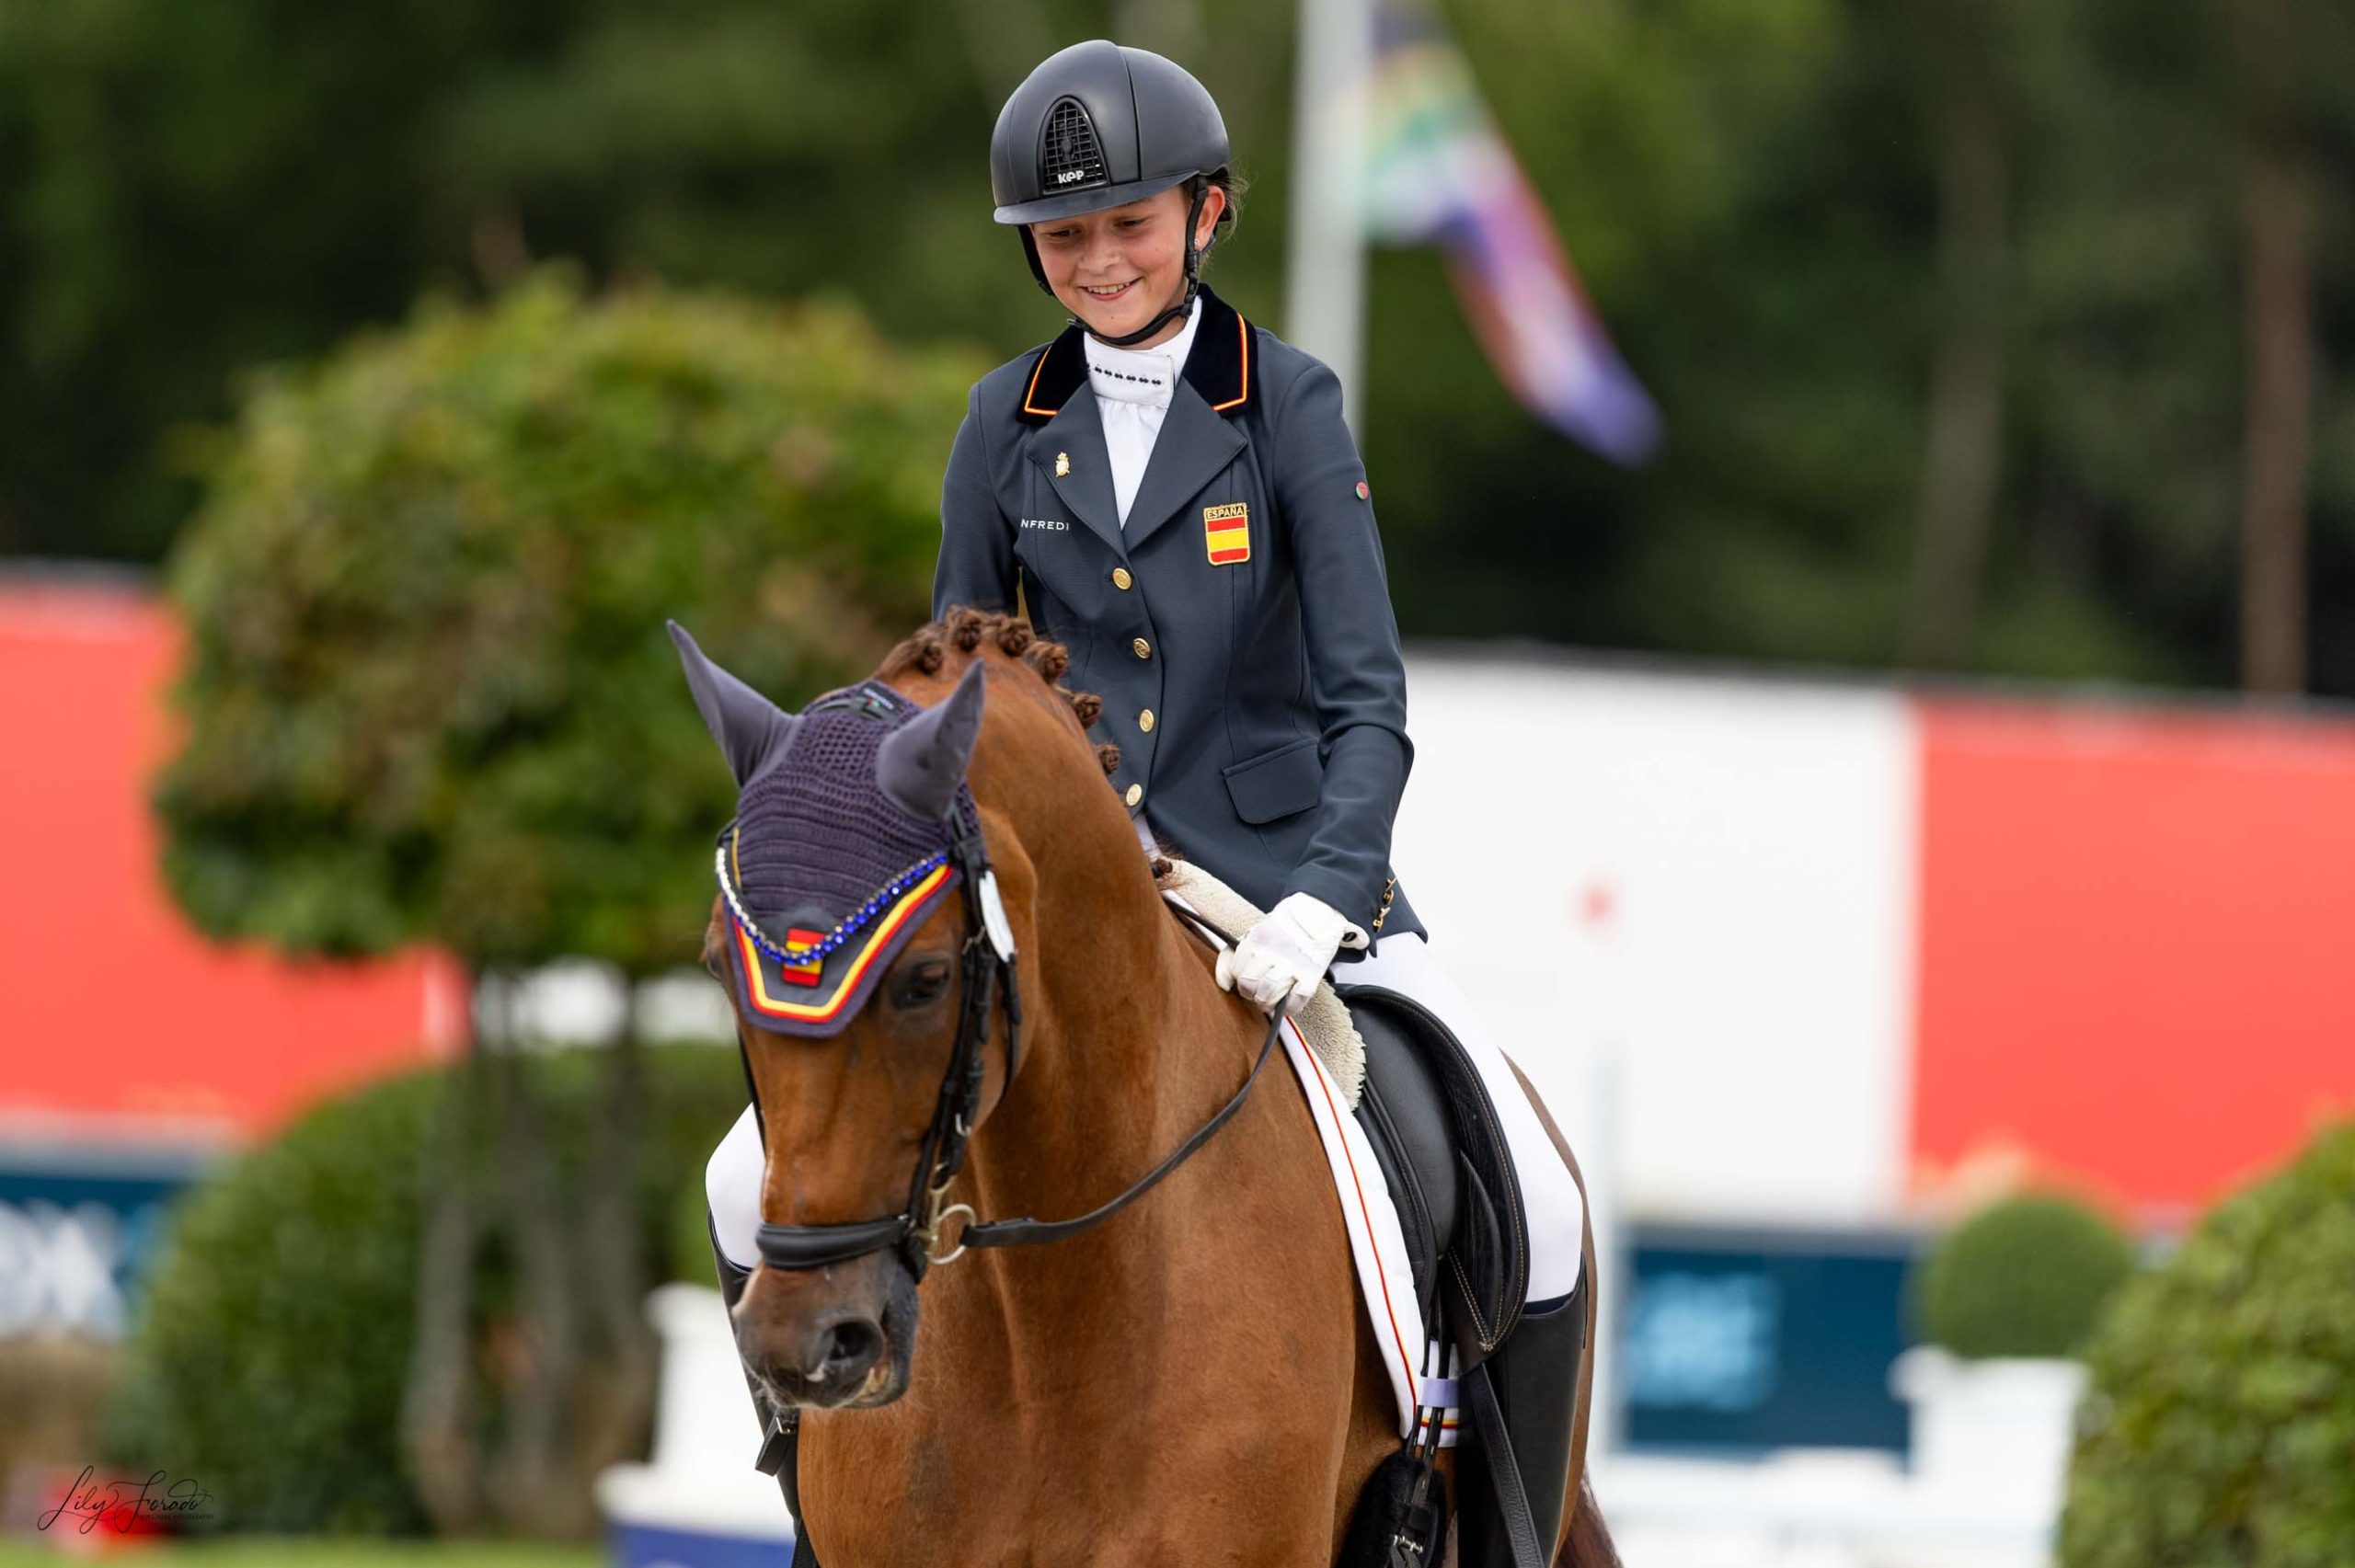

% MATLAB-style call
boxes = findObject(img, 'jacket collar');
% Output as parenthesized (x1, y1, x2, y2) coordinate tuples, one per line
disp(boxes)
(1016, 286, 1255, 425)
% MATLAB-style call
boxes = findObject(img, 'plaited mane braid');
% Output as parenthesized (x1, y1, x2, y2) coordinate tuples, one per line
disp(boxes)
(882, 608, 1120, 779)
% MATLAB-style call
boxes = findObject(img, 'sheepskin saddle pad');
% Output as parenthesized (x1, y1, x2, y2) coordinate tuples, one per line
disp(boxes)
(1152, 856, 1366, 1104)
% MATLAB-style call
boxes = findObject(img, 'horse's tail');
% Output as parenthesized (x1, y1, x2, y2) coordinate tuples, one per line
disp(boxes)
(1558, 1477, 1621, 1568)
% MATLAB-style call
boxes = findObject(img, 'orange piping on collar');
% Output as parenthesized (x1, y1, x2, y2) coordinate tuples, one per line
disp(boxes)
(1020, 348, 1058, 418)
(1210, 314, 1251, 413)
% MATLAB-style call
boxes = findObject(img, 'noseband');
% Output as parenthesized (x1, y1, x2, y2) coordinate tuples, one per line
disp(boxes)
(735, 803, 1284, 1285)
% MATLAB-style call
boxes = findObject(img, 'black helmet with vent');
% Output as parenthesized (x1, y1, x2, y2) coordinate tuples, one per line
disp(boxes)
(989, 40, 1232, 345)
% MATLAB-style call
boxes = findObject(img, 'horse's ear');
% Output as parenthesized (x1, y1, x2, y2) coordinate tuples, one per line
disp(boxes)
(876, 660, 986, 819)
(668, 620, 797, 786)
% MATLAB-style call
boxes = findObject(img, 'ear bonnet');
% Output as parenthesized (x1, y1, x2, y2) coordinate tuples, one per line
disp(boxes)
(672, 619, 1282, 1290)
(672, 623, 1000, 1036)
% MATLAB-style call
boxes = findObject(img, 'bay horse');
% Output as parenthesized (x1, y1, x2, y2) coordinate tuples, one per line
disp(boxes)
(696, 608, 1614, 1566)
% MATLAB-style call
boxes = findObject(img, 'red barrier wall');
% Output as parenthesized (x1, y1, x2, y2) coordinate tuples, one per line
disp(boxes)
(2, 580, 459, 1144)
(1913, 698, 2355, 1212)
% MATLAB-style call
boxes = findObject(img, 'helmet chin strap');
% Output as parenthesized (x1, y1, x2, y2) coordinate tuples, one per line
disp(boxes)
(1027, 181, 1217, 351)
(1083, 274, 1200, 349)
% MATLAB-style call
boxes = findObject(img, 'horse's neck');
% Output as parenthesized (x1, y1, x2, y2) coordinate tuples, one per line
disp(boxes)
(959, 871, 1240, 1292)
(978, 874, 1207, 1182)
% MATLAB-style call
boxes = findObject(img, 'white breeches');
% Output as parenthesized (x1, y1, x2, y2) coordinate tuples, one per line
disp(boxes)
(1333, 932, 1586, 1305)
(705, 925, 1585, 1306)
(706, 1107, 766, 1274)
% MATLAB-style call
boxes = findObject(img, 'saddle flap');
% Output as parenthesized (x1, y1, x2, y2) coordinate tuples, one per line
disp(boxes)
(1350, 1011, 1456, 1311)
(1338, 984, 1530, 1365)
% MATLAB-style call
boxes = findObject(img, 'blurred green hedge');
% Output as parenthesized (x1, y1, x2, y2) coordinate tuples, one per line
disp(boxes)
(108, 1044, 745, 1535)
(1916, 1194, 2136, 1360)
(155, 267, 982, 975)
(2060, 1123, 2355, 1567)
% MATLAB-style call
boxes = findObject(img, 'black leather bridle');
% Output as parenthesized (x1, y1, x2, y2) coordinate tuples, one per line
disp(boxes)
(735, 823, 1283, 1282)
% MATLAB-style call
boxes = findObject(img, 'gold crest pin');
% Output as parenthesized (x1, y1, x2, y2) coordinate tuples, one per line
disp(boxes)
(1054, 452, 1071, 478)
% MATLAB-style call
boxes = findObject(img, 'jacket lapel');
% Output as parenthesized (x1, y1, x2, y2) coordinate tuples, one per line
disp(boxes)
(1025, 392, 1125, 559)
(1119, 383, 1246, 552)
(1009, 292, 1258, 557)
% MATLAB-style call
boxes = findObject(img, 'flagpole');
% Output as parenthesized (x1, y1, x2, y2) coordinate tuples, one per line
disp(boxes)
(1284, 0, 1373, 438)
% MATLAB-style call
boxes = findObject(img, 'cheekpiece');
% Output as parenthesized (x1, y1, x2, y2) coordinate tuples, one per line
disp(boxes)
(718, 680, 976, 1037)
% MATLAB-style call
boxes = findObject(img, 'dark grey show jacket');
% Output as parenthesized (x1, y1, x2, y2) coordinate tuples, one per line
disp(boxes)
(933, 286, 1423, 950)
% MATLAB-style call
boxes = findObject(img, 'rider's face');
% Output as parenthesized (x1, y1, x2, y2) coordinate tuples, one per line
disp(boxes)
(1030, 184, 1224, 346)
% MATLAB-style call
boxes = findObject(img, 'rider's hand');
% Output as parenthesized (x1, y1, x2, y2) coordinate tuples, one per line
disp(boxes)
(1214, 891, 1365, 1016)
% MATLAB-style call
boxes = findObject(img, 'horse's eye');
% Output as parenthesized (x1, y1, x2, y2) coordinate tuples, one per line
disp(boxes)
(892, 957, 953, 1010)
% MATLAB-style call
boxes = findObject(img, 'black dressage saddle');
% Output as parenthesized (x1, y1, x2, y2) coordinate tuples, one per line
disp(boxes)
(1335, 981, 1530, 1366)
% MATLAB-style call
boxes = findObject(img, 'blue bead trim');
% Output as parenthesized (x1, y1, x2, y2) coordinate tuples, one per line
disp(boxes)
(724, 848, 951, 969)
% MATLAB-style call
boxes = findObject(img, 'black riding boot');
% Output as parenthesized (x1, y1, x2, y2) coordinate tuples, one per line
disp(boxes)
(1456, 1285, 1588, 1568)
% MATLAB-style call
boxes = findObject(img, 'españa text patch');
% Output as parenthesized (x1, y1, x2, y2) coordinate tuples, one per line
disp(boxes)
(1203, 502, 1250, 567)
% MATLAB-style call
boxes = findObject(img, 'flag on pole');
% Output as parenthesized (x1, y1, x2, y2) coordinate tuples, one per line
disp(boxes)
(1361, 1, 1661, 464)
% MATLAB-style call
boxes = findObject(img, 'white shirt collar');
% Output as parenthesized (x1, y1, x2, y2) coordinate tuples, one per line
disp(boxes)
(1082, 297, 1203, 409)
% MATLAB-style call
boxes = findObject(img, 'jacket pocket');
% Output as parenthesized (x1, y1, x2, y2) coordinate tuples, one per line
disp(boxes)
(1222, 736, 1324, 825)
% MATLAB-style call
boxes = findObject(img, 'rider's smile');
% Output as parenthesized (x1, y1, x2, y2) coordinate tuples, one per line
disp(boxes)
(1030, 186, 1225, 347)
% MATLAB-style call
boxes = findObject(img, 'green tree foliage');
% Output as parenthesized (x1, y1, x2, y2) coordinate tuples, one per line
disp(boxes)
(1390, 0, 1935, 669)
(0, 0, 567, 559)
(1420, 0, 2353, 689)
(6, 0, 2355, 692)
(106, 1045, 747, 1535)
(2060, 1123, 2355, 1567)
(154, 269, 981, 973)
(0, 0, 1241, 560)
(144, 266, 979, 1539)
(1914, 1194, 2137, 1359)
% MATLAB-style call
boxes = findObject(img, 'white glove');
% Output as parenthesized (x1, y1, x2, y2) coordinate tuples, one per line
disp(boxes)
(1214, 891, 1368, 1016)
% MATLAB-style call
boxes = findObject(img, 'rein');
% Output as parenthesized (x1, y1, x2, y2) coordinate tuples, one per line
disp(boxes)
(744, 825, 1283, 1281)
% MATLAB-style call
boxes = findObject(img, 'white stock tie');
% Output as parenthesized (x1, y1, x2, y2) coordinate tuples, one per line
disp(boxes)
(1085, 299, 1201, 529)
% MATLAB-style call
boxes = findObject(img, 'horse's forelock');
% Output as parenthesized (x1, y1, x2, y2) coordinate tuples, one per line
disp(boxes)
(879, 608, 1120, 779)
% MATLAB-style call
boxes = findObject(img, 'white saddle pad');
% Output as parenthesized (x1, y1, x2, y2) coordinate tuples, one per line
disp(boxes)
(1157, 865, 1458, 1443)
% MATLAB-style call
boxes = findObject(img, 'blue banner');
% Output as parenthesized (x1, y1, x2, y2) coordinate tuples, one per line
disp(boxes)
(0, 1150, 207, 1340)
(1622, 1222, 1921, 1454)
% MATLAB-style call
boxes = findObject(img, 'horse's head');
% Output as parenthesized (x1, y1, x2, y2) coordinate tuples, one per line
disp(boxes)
(672, 610, 1123, 1410)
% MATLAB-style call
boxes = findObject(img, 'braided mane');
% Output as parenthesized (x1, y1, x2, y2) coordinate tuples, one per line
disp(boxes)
(879, 606, 1121, 780)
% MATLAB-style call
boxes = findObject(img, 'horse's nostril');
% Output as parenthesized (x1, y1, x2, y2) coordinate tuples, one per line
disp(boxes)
(809, 1313, 884, 1384)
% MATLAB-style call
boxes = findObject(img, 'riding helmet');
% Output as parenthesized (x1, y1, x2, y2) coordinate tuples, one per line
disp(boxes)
(989, 40, 1232, 342)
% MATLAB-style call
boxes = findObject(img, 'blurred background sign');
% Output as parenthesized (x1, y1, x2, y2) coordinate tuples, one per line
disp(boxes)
(0, 1150, 197, 1342)
(1398, 655, 2355, 1230)
(1622, 1226, 1914, 1456)
(0, 576, 465, 1150)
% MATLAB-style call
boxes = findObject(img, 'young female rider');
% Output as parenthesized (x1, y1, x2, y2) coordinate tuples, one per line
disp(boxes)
(706, 40, 1590, 1557)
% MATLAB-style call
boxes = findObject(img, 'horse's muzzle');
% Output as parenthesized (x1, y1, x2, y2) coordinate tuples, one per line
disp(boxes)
(733, 1253, 920, 1410)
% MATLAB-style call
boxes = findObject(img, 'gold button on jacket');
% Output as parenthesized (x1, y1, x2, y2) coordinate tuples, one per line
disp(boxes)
(1132, 637, 1151, 659)
(1111, 567, 1132, 589)
(1138, 709, 1155, 733)
(1124, 783, 1143, 807)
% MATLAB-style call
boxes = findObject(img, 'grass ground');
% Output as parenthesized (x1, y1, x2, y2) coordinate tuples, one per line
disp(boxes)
(0, 1541, 602, 1568)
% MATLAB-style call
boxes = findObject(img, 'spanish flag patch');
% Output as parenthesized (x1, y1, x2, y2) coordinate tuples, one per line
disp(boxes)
(1203, 502, 1250, 567)
(777, 928, 825, 987)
